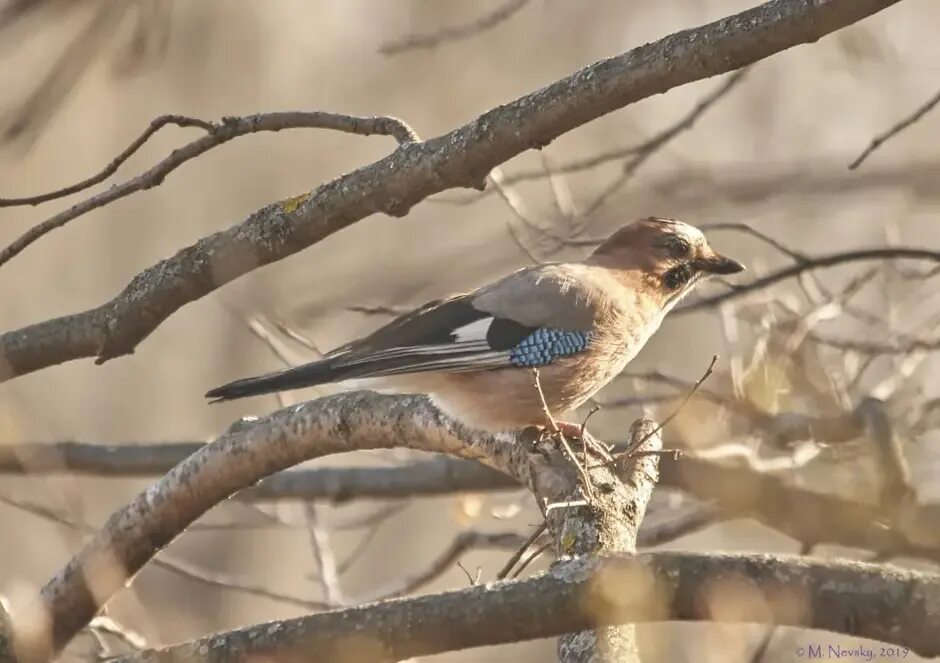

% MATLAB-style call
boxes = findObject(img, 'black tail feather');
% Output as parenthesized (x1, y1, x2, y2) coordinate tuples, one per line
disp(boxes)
(205, 360, 338, 403)
(206, 348, 511, 404)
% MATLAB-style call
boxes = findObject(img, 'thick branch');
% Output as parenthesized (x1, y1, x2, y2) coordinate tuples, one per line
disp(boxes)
(111, 552, 940, 663)
(1, 392, 524, 661)
(0, 0, 903, 383)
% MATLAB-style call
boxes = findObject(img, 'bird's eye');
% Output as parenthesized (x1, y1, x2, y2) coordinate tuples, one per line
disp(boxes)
(666, 236, 691, 258)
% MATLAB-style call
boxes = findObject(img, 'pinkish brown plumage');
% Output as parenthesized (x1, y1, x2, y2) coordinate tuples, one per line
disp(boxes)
(207, 218, 745, 432)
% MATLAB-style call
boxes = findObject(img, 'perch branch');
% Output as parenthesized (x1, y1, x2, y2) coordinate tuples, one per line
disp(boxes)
(1, 392, 527, 660)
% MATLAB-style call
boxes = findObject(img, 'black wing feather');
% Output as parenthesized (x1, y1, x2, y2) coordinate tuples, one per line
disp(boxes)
(207, 295, 538, 403)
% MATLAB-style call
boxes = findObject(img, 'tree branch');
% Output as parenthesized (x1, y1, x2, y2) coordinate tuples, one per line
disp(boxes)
(0, 112, 418, 267)
(1, 392, 525, 661)
(0, 0, 904, 384)
(109, 552, 940, 663)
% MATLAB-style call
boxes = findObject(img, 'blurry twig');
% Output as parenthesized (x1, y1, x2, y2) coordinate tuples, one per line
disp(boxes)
(88, 615, 147, 653)
(347, 304, 411, 317)
(856, 397, 916, 510)
(496, 522, 547, 580)
(697, 222, 808, 263)
(683, 246, 940, 314)
(510, 542, 551, 578)
(850, 88, 940, 169)
(579, 68, 750, 219)
(0, 489, 333, 610)
(379, 0, 528, 55)
(303, 503, 344, 605)
(621, 355, 718, 457)
(364, 531, 528, 600)
(1, 0, 132, 144)
(0, 111, 419, 268)
(449, 67, 751, 202)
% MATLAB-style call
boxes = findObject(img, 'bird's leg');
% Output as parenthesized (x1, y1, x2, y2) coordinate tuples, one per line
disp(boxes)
(555, 421, 614, 464)
(554, 421, 584, 440)
(531, 368, 597, 502)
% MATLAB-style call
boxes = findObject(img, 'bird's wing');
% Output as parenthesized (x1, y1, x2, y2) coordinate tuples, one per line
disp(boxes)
(206, 265, 608, 402)
(327, 264, 604, 377)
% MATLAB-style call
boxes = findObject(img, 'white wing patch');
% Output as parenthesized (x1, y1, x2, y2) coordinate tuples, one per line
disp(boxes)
(452, 317, 494, 343)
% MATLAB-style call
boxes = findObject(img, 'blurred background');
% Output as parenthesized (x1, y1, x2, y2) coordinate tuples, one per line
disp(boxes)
(1, 0, 938, 661)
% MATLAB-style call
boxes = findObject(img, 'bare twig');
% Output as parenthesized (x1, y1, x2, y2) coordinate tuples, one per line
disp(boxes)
(3, 436, 940, 564)
(364, 531, 527, 601)
(579, 68, 750, 219)
(0, 115, 212, 207)
(850, 88, 940, 169)
(0, 112, 418, 269)
(0, 0, 903, 383)
(303, 504, 344, 605)
(682, 247, 940, 314)
(483, 68, 750, 193)
(510, 542, 551, 579)
(0, 487, 334, 611)
(1, 1, 132, 144)
(379, 0, 529, 55)
(496, 522, 547, 580)
(622, 355, 718, 456)
(87, 616, 147, 653)
(697, 222, 808, 263)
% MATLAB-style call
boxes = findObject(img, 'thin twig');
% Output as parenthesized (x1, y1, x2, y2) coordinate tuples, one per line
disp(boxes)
(496, 522, 547, 580)
(0, 111, 418, 268)
(510, 542, 551, 579)
(87, 615, 147, 652)
(623, 355, 719, 456)
(850, 88, 940, 169)
(682, 247, 940, 314)
(303, 503, 344, 606)
(491, 68, 750, 192)
(363, 531, 526, 600)
(0, 115, 212, 207)
(697, 222, 808, 263)
(580, 68, 750, 219)
(379, 0, 529, 55)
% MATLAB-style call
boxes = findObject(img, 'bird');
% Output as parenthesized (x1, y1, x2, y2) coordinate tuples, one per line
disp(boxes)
(205, 217, 744, 434)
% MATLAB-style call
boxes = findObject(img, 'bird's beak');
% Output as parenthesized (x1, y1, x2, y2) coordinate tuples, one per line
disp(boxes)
(696, 253, 746, 275)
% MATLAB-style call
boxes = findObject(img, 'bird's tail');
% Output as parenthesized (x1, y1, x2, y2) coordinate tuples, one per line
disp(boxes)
(205, 359, 340, 403)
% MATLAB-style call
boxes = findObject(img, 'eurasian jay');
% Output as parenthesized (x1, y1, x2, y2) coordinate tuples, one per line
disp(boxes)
(206, 217, 744, 433)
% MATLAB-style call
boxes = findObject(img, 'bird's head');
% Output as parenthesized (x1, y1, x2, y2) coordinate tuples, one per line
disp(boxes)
(587, 217, 745, 306)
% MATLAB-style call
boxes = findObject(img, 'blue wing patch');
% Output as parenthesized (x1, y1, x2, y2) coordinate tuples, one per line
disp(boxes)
(508, 328, 591, 368)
